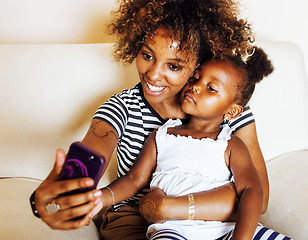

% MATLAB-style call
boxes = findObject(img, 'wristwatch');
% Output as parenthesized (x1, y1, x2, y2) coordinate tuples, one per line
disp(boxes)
(29, 191, 40, 218)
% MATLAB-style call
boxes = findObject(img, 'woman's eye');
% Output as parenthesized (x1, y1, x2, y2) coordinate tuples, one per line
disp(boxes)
(168, 64, 182, 71)
(142, 53, 153, 60)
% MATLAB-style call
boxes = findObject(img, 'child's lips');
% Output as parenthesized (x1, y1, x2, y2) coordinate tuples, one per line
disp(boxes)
(184, 91, 195, 103)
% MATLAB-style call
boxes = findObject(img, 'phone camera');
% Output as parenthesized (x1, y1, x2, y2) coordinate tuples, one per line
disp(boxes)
(90, 155, 99, 162)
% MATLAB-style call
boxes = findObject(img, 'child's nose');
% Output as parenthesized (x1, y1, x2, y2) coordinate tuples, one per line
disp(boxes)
(192, 84, 200, 93)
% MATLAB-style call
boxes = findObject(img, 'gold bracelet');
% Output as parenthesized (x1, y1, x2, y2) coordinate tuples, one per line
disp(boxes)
(187, 194, 195, 220)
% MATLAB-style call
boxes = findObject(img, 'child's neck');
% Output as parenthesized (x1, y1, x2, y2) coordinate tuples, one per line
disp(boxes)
(185, 117, 222, 140)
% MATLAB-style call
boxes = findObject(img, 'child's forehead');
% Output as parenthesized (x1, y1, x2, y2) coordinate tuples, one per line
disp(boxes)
(199, 60, 244, 84)
(201, 60, 235, 72)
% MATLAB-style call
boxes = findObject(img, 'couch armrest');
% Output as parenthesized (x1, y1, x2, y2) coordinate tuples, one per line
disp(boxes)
(0, 178, 101, 240)
(260, 149, 308, 240)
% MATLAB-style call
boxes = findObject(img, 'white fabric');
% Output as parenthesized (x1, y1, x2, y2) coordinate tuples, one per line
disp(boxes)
(151, 119, 233, 196)
(148, 119, 235, 239)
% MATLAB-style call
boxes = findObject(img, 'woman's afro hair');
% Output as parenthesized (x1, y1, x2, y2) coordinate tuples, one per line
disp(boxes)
(109, 0, 254, 64)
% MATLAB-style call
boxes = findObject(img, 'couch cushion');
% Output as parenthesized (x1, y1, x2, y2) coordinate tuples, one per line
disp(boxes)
(0, 177, 101, 240)
(260, 149, 308, 240)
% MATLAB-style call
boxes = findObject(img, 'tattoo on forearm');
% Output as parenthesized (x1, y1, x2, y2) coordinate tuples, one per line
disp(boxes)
(142, 200, 158, 222)
(88, 122, 117, 140)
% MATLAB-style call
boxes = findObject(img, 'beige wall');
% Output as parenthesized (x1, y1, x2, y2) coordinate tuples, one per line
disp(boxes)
(0, 0, 117, 43)
(0, 0, 307, 75)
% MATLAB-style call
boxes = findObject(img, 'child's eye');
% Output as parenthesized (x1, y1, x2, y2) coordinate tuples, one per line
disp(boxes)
(168, 64, 182, 71)
(208, 86, 218, 92)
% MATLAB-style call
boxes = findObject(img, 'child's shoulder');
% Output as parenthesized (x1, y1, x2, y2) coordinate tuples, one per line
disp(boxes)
(228, 134, 249, 153)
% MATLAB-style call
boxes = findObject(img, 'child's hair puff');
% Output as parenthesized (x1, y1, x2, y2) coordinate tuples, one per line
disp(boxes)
(225, 47, 274, 106)
(109, 0, 254, 64)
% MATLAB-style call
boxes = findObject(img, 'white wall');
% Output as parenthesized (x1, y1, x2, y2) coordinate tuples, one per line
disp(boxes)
(242, 0, 308, 77)
(0, 0, 307, 75)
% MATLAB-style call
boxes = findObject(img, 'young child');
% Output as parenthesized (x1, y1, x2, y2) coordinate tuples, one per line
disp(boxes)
(98, 46, 278, 240)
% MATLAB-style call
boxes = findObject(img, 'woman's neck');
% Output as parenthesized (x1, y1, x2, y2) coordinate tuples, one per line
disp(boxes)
(150, 93, 187, 120)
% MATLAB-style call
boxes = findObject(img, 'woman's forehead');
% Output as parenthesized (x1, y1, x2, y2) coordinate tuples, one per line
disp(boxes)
(144, 27, 197, 63)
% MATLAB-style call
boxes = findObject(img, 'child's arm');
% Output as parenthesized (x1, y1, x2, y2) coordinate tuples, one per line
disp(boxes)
(228, 135, 263, 240)
(234, 122, 269, 213)
(100, 130, 158, 207)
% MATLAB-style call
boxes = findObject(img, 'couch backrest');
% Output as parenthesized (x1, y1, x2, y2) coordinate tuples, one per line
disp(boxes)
(0, 43, 137, 182)
(0, 41, 307, 182)
(250, 41, 308, 161)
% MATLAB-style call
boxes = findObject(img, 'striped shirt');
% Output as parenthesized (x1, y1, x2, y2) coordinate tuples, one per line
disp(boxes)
(93, 83, 255, 209)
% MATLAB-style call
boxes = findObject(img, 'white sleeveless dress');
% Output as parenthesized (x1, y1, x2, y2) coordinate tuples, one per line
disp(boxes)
(147, 119, 236, 240)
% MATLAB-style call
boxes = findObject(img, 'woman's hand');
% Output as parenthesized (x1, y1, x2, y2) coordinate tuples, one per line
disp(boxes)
(139, 188, 167, 223)
(35, 148, 103, 230)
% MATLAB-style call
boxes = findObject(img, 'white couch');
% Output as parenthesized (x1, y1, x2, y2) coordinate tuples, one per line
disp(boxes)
(0, 41, 307, 240)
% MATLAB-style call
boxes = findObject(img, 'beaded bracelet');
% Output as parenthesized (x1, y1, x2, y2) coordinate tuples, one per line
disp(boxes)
(106, 186, 115, 205)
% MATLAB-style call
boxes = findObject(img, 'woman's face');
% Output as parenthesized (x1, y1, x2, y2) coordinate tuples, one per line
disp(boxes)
(136, 26, 197, 105)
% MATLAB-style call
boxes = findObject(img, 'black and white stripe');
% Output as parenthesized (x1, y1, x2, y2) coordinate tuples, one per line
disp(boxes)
(94, 83, 165, 208)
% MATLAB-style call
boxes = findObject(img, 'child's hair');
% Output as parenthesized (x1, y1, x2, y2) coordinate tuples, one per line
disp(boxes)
(109, 0, 254, 64)
(224, 46, 274, 106)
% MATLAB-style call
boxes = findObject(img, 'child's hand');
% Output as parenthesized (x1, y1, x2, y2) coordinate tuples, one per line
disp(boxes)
(139, 188, 167, 223)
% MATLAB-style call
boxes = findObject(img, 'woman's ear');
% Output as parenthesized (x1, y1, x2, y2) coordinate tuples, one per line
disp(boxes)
(223, 104, 243, 121)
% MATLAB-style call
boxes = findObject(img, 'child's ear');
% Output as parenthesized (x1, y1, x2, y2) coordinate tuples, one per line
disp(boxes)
(223, 104, 243, 121)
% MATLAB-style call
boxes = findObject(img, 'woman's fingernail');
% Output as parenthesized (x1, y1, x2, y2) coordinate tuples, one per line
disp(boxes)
(93, 190, 102, 197)
(94, 198, 101, 205)
(85, 179, 94, 186)
(88, 210, 94, 218)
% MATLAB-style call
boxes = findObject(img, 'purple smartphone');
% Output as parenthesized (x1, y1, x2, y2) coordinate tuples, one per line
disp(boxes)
(58, 142, 106, 195)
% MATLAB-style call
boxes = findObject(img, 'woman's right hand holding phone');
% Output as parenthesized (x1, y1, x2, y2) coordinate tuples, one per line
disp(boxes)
(34, 148, 103, 230)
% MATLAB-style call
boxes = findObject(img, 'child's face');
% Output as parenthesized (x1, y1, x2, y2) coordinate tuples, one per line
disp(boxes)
(181, 60, 243, 121)
(136, 26, 197, 105)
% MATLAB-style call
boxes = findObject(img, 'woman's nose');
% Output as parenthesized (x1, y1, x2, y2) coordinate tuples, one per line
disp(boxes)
(146, 63, 163, 81)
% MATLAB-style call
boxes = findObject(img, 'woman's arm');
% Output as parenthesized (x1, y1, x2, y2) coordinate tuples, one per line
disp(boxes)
(140, 182, 238, 223)
(140, 122, 268, 222)
(34, 119, 118, 230)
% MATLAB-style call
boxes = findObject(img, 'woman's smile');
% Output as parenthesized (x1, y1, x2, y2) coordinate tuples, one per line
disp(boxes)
(144, 80, 167, 95)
